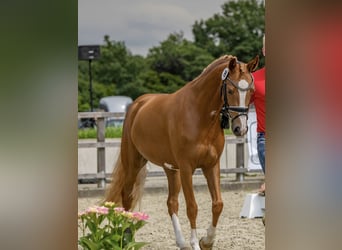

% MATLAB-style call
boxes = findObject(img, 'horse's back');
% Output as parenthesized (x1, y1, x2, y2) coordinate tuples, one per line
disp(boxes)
(128, 93, 171, 129)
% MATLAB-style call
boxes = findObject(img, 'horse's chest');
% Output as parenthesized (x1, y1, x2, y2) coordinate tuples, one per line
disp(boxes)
(195, 143, 222, 167)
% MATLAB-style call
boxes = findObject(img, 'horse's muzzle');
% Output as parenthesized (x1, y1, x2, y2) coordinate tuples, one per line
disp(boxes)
(233, 126, 248, 136)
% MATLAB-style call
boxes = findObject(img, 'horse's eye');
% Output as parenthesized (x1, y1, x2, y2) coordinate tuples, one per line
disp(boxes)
(228, 89, 234, 95)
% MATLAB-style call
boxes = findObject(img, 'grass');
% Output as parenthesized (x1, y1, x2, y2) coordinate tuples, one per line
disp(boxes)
(78, 127, 123, 139)
(78, 127, 232, 139)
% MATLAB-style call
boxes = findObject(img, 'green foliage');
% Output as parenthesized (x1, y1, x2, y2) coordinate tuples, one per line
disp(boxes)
(78, 128, 97, 139)
(147, 32, 214, 83)
(78, 127, 123, 139)
(78, 36, 148, 110)
(78, 202, 149, 250)
(92, 36, 147, 88)
(224, 129, 232, 135)
(192, 0, 265, 67)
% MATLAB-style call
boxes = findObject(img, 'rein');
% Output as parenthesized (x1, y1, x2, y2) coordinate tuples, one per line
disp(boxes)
(220, 81, 230, 129)
(220, 68, 254, 129)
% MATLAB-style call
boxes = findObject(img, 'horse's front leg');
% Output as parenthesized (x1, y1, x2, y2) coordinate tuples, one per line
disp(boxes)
(200, 164, 224, 250)
(179, 167, 201, 250)
(164, 167, 191, 250)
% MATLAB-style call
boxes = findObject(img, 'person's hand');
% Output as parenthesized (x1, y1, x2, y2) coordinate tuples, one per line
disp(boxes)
(258, 182, 265, 196)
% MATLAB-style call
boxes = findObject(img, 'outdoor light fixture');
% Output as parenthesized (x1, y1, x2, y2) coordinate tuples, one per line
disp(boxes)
(78, 45, 101, 112)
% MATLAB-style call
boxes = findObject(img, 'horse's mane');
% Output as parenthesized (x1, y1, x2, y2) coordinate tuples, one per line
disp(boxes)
(191, 55, 234, 83)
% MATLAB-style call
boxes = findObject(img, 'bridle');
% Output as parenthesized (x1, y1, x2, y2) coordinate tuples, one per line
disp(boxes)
(220, 65, 254, 129)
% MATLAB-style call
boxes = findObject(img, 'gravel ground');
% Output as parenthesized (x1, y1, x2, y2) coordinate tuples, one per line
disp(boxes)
(78, 189, 265, 250)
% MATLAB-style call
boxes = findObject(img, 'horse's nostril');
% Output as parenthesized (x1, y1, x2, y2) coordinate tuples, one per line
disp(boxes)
(234, 127, 240, 134)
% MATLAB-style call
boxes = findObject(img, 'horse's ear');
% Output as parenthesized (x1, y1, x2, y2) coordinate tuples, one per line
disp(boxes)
(228, 57, 237, 71)
(247, 55, 259, 72)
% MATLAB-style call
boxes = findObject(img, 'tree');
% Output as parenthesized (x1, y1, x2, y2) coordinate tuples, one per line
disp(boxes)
(92, 35, 148, 89)
(192, 0, 265, 66)
(77, 77, 116, 111)
(146, 32, 214, 85)
(78, 35, 148, 110)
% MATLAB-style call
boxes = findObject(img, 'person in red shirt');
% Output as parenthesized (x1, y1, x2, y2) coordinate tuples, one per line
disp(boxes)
(250, 35, 266, 193)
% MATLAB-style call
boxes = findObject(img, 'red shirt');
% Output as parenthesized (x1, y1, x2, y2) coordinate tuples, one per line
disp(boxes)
(250, 67, 265, 133)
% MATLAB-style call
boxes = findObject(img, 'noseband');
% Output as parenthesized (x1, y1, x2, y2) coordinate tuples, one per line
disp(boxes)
(220, 66, 254, 129)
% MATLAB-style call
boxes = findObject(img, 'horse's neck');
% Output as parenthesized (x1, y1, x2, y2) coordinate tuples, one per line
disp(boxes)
(188, 76, 223, 121)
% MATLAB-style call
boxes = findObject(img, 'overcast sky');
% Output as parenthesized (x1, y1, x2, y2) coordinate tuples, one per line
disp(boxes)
(78, 0, 228, 56)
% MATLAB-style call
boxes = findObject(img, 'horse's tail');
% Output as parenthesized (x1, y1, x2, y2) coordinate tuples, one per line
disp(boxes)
(105, 97, 148, 210)
(105, 154, 126, 205)
(105, 154, 147, 210)
(130, 163, 147, 210)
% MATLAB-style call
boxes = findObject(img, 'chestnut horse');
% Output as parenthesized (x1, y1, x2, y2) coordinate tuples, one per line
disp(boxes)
(105, 55, 259, 250)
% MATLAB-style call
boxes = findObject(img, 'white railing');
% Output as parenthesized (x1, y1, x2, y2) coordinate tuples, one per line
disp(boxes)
(78, 112, 262, 188)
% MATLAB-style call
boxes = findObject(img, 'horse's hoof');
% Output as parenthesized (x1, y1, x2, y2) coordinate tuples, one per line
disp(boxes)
(199, 238, 213, 250)
(262, 215, 266, 226)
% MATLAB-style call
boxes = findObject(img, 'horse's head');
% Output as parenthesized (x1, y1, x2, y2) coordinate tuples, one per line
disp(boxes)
(221, 55, 259, 136)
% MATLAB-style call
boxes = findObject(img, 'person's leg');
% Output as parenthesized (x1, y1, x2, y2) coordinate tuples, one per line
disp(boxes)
(257, 132, 266, 193)
(257, 132, 265, 173)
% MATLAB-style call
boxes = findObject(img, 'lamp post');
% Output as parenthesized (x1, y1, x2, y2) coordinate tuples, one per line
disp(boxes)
(78, 45, 101, 111)
(78, 45, 106, 187)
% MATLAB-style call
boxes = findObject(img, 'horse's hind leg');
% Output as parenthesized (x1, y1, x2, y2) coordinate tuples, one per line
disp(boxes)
(199, 164, 223, 250)
(164, 168, 191, 250)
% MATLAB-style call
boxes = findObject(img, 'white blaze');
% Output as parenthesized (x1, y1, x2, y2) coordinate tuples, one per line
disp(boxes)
(237, 80, 249, 132)
(238, 79, 249, 89)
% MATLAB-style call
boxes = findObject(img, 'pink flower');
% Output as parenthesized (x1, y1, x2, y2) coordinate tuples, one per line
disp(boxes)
(96, 206, 109, 215)
(83, 206, 109, 215)
(114, 207, 125, 213)
(132, 212, 149, 221)
(86, 206, 98, 214)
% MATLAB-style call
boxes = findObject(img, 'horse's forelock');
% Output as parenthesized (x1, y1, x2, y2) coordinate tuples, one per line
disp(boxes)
(239, 63, 247, 73)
